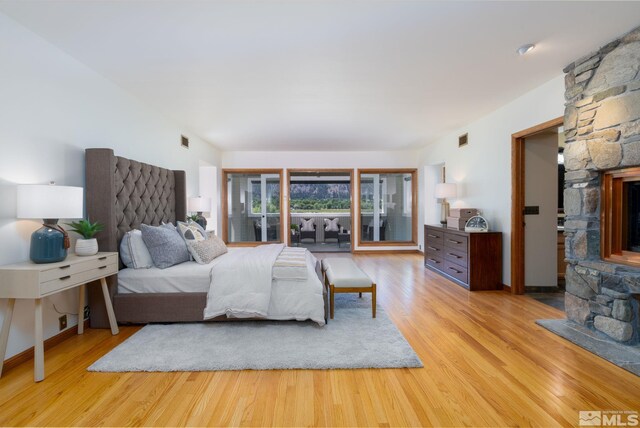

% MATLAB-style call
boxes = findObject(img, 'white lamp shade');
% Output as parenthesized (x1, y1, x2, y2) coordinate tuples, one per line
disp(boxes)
(188, 196, 212, 213)
(17, 185, 84, 220)
(434, 183, 457, 199)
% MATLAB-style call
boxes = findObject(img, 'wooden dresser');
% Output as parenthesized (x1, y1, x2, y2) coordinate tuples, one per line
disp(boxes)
(424, 225, 502, 291)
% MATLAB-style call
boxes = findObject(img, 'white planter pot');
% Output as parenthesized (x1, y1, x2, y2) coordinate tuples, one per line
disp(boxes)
(75, 238, 98, 256)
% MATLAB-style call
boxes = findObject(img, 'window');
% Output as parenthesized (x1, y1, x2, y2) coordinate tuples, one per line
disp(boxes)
(358, 169, 417, 245)
(601, 167, 640, 267)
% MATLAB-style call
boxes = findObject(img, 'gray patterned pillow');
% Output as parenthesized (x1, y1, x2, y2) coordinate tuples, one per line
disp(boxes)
(140, 224, 190, 269)
(185, 233, 228, 264)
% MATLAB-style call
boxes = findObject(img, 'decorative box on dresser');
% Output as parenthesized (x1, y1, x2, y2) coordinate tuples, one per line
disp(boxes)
(424, 225, 502, 290)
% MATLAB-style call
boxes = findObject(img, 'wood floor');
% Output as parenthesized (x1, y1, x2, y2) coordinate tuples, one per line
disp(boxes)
(0, 253, 638, 427)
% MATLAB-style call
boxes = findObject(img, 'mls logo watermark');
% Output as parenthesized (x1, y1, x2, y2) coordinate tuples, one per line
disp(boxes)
(579, 411, 639, 427)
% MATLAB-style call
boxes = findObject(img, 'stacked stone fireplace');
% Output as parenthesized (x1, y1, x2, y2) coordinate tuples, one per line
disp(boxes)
(563, 25, 640, 344)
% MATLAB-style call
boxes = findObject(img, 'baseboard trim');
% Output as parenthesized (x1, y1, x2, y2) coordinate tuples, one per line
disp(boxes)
(352, 249, 422, 255)
(502, 284, 512, 292)
(2, 319, 90, 373)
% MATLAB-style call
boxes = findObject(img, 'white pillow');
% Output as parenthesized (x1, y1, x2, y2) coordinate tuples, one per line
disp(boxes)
(120, 229, 154, 269)
(300, 218, 315, 232)
(324, 218, 340, 232)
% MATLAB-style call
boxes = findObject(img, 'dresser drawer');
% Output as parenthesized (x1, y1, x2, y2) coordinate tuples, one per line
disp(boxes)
(40, 263, 118, 296)
(444, 248, 468, 268)
(425, 227, 445, 244)
(425, 255, 444, 270)
(40, 254, 118, 283)
(444, 260, 468, 285)
(444, 233, 468, 252)
(425, 241, 444, 256)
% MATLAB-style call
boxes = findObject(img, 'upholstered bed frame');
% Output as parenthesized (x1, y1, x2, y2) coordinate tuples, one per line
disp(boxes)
(85, 148, 327, 328)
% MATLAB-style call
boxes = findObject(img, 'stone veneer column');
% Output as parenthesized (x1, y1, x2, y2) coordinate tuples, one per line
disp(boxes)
(562, 26, 640, 344)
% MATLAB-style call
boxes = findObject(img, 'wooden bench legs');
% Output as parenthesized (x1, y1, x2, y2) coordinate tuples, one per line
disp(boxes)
(327, 282, 376, 319)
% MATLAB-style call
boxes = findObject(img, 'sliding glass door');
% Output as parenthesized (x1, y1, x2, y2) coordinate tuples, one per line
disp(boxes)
(223, 170, 283, 244)
(358, 169, 417, 245)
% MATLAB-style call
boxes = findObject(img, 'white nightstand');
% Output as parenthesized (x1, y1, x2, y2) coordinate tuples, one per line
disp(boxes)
(0, 252, 119, 382)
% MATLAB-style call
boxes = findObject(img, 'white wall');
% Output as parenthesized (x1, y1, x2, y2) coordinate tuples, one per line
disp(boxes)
(222, 151, 419, 251)
(0, 13, 221, 360)
(417, 75, 565, 286)
(524, 132, 559, 287)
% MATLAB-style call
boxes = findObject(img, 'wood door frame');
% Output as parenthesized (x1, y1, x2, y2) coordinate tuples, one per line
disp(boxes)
(511, 116, 564, 294)
(221, 168, 285, 246)
(286, 168, 354, 252)
(356, 168, 418, 247)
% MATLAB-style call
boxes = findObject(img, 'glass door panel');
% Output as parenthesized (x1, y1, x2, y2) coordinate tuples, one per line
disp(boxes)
(359, 171, 414, 243)
(226, 172, 281, 243)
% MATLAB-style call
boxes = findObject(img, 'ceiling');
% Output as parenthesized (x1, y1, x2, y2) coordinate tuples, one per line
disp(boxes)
(1, 1, 639, 151)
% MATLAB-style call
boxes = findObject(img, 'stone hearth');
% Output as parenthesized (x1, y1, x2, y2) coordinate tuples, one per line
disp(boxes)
(563, 25, 640, 344)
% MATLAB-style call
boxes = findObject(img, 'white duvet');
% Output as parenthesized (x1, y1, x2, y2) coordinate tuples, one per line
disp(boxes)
(203, 244, 326, 325)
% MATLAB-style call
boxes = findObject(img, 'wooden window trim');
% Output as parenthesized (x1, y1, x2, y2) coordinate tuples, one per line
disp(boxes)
(221, 169, 285, 246)
(601, 166, 640, 267)
(356, 168, 418, 247)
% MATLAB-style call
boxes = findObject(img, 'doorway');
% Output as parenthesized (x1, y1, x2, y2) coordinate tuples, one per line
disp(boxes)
(287, 169, 353, 253)
(511, 117, 565, 304)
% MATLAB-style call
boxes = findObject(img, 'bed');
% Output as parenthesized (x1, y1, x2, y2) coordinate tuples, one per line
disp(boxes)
(85, 148, 328, 328)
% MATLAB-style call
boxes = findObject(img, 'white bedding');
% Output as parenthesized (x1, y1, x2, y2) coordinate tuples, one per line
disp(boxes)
(117, 246, 326, 325)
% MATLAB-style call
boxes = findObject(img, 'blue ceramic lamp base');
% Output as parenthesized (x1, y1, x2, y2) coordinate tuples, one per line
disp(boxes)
(30, 219, 67, 264)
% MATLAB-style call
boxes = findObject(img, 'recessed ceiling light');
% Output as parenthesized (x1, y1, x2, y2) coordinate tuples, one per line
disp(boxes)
(517, 44, 535, 56)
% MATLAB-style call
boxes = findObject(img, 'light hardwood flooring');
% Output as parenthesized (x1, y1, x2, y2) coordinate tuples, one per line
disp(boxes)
(0, 253, 638, 427)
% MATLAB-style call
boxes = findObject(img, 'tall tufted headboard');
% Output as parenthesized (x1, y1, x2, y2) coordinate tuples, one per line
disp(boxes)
(85, 148, 186, 327)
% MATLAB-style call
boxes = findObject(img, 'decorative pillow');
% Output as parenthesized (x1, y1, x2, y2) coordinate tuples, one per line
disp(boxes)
(119, 229, 154, 269)
(324, 218, 340, 232)
(140, 224, 190, 269)
(188, 220, 207, 236)
(185, 233, 228, 264)
(300, 218, 315, 232)
(177, 221, 207, 242)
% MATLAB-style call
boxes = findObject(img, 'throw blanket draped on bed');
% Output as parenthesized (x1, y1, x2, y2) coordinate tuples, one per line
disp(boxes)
(272, 246, 308, 281)
(203, 243, 285, 320)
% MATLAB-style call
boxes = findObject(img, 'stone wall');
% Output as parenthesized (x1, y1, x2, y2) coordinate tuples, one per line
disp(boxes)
(563, 25, 640, 343)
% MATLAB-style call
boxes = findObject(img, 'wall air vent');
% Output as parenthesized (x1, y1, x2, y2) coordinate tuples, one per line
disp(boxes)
(459, 133, 468, 148)
(181, 135, 189, 148)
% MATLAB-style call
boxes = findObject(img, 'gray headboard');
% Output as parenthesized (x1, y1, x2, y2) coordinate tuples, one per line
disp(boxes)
(85, 148, 186, 327)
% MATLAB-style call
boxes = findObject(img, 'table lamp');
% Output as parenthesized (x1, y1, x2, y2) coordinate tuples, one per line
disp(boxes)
(17, 184, 84, 263)
(434, 183, 457, 225)
(188, 196, 211, 229)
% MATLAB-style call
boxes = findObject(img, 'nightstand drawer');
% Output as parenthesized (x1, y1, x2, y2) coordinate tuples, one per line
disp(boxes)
(39, 254, 118, 283)
(40, 263, 118, 296)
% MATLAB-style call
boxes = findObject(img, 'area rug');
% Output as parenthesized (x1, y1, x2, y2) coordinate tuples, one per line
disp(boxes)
(88, 294, 423, 372)
(537, 319, 640, 376)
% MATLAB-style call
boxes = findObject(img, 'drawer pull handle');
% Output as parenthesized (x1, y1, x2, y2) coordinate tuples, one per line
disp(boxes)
(59, 265, 70, 270)
(98, 256, 107, 261)
(428, 258, 440, 264)
(447, 253, 462, 258)
(98, 265, 107, 270)
(448, 267, 462, 274)
(447, 239, 462, 244)
(60, 275, 71, 280)
(427, 234, 439, 238)
(427, 246, 439, 251)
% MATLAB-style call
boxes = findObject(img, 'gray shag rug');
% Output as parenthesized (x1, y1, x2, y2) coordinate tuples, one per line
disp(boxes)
(88, 294, 422, 372)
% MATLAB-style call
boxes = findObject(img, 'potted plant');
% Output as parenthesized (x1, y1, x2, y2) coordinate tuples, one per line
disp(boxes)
(290, 224, 299, 235)
(66, 219, 104, 256)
